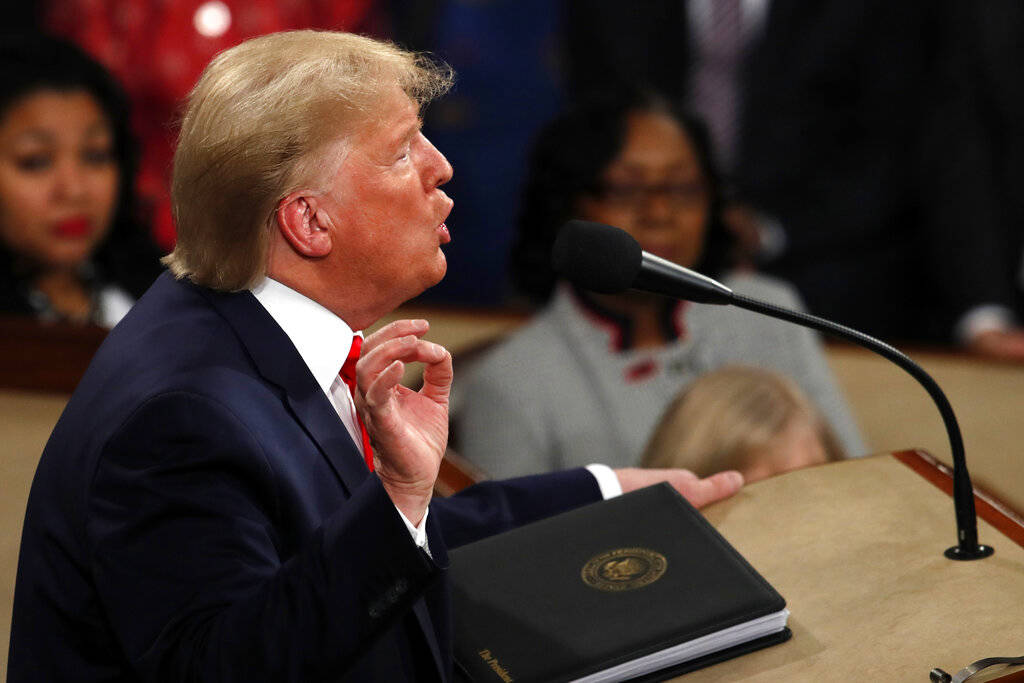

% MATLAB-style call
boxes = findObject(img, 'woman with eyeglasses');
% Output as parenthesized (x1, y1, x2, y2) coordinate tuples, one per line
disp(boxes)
(455, 89, 865, 479)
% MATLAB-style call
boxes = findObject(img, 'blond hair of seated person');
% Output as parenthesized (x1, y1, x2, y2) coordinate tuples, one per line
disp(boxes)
(642, 366, 847, 484)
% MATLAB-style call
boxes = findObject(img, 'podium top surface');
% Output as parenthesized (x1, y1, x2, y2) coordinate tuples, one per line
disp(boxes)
(680, 453, 1024, 682)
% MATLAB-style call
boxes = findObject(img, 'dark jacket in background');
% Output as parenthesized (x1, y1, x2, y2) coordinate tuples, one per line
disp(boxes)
(565, 0, 1020, 342)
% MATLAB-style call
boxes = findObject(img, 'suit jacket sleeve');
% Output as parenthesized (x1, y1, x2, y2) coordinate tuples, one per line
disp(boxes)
(918, 0, 1021, 321)
(88, 390, 438, 682)
(430, 468, 603, 549)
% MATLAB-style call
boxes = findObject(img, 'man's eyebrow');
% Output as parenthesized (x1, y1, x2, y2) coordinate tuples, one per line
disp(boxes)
(394, 118, 423, 146)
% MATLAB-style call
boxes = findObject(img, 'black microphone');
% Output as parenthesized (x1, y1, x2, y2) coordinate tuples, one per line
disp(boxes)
(552, 219, 994, 561)
(551, 219, 734, 304)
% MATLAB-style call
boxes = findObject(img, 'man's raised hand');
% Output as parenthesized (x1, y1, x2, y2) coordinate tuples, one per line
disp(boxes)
(357, 319, 453, 525)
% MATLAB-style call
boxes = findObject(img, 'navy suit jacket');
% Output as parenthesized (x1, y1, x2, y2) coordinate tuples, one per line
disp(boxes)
(9, 272, 601, 682)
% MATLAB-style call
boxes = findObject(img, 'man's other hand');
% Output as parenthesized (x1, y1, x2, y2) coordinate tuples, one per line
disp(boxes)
(614, 468, 744, 509)
(357, 319, 453, 525)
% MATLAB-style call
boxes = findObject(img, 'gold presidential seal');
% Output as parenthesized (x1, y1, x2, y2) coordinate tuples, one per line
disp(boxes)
(581, 547, 667, 592)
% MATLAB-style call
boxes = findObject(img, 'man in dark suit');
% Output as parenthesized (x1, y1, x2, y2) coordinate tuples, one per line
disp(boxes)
(565, 0, 1024, 352)
(8, 31, 742, 681)
(920, 0, 1024, 359)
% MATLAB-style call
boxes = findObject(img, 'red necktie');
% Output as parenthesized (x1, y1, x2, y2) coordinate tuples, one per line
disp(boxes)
(339, 336, 374, 471)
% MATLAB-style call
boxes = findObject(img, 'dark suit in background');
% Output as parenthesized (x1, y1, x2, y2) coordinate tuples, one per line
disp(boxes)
(565, 0, 1016, 342)
(921, 0, 1024, 329)
(8, 273, 601, 681)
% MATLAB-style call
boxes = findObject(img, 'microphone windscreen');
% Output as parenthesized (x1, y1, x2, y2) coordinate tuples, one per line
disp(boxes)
(551, 220, 642, 294)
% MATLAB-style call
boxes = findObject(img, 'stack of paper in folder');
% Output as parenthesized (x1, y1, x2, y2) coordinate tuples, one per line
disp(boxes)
(450, 483, 790, 682)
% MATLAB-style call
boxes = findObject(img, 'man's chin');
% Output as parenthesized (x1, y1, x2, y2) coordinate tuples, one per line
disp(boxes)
(428, 252, 447, 287)
(404, 254, 447, 303)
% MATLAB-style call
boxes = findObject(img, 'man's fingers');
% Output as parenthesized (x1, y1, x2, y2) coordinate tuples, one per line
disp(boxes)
(420, 347, 453, 403)
(358, 335, 445, 385)
(362, 319, 429, 355)
(363, 360, 405, 408)
(684, 470, 744, 509)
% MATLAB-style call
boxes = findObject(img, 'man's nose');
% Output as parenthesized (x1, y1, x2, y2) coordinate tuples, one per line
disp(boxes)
(422, 134, 453, 188)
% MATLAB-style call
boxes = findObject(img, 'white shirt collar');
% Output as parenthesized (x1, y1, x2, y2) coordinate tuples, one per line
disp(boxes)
(250, 277, 361, 394)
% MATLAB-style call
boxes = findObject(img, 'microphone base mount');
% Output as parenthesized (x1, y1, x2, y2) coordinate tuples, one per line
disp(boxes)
(944, 544, 994, 561)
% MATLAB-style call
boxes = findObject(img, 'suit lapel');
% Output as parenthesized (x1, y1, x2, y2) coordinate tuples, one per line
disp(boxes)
(283, 388, 371, 495)
(196, 281, 371, 495)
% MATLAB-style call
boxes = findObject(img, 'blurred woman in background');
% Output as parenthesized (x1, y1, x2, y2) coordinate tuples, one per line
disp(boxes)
(0, 34, 162, 327)
(456, 89, 864, 478)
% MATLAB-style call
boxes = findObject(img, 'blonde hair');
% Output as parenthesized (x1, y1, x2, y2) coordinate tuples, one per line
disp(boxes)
(163, 30, 453, 291)
(641, 365, 846, 477)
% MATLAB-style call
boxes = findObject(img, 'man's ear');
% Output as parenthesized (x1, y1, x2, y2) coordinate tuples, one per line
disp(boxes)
(275, 191, 333, 258)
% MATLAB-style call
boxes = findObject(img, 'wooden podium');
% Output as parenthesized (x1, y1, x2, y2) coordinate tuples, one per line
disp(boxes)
(675, 452, 1024, 682)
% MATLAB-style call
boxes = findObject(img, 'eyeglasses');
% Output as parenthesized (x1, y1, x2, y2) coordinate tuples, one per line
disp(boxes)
(589, 181, 708, 209)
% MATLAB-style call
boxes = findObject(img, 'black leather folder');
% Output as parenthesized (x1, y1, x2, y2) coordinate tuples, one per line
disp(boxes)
(451, 483, 790, 682)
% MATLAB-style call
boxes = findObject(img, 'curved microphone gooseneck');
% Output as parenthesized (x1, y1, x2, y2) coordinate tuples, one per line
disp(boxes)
(552, 219, 993, 561)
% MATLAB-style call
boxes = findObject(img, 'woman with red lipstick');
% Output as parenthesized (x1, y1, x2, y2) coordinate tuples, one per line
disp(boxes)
(456, 89, 866, 479)
(0, 34, 162, 326)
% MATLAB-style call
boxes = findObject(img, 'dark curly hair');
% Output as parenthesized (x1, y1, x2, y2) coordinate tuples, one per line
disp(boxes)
(0, 32, 163, 315)
(511, 89, 734, 304)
